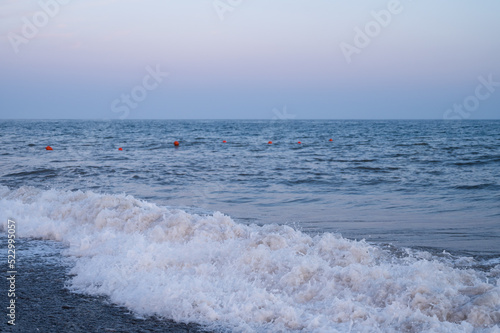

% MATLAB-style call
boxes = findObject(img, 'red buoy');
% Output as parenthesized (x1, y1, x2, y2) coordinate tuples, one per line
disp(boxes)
(268, 141, 272, 144)
(222, 140, 227, 143)
(174, 141, 180, 146)
(118, 147, 123, 151)
(46, 146, 53, 150)
(297, 141, 301, 144)
(329, 138, 333, 142)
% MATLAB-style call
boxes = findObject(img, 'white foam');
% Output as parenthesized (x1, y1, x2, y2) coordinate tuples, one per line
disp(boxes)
(1, 186, 499, 332)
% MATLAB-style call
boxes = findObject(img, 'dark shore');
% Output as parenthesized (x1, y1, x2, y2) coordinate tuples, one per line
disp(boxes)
(1, 237, 212, 333)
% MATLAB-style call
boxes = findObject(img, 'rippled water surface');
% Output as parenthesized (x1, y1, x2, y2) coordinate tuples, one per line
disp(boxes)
(1, 119, 499, 253)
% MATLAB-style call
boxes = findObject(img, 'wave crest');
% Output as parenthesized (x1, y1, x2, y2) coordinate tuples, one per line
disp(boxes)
(1, 186, 499, 332)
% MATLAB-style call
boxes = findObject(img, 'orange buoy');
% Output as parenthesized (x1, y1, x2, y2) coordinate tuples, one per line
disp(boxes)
(222, 140, 227, 143)
(268, 141, 272, 144)
(174, 141, 180, 146)
(297, 141, 301, 144)
(329, 138, 333, 142)
(46, 146, 53, 150)
(118, 147, 123, 151)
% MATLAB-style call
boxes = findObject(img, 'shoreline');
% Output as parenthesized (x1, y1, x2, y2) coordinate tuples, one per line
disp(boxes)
(1, 238, 211, 333)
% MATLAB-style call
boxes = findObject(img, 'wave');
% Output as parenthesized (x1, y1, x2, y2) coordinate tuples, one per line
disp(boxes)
(454, 183, 500, 190)
(394, 142, 430, 147)
(1, 186, 499, 332)
(4, 168, 58, 178)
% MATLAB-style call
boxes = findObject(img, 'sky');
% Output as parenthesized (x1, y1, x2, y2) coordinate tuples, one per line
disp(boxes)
(0, 0, 499, 119)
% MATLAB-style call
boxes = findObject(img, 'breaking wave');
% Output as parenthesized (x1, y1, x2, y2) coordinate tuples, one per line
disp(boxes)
(1, 186, 499, 332)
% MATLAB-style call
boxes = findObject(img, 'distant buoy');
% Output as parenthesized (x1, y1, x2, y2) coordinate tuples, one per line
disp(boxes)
(268, 141, 272, 144)
(222, 140, 227, 143)
(118, 147, 123, 151)
(329, 138, 333, 142)
(297, 141, 301, 144)
(45, 146, 53, 150)
(174, 141, 180, 146)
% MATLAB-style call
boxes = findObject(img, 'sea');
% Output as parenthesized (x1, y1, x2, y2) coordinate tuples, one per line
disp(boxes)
(0, 119, 499, 332)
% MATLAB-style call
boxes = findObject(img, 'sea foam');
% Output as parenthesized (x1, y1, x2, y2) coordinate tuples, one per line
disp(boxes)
(1, 186, 499, 332)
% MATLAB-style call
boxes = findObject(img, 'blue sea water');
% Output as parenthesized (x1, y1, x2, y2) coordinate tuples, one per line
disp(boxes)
(1, 119, 499, 332)
(1, 119, 499, 253)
